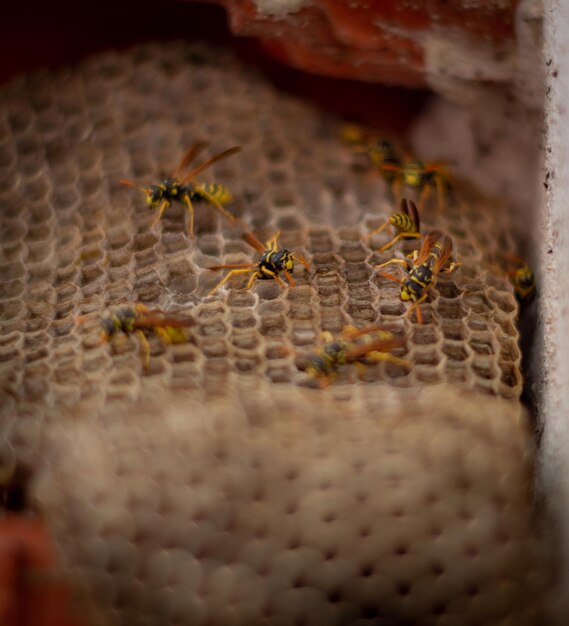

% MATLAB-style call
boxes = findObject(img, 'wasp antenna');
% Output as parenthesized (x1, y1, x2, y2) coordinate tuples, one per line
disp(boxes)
(119, 179, 148, 192)
(294, 253, 311, 270)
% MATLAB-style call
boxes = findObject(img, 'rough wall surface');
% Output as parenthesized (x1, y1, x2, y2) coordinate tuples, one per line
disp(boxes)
(539, 1, 569, 622)
(0, 42, 549, 624)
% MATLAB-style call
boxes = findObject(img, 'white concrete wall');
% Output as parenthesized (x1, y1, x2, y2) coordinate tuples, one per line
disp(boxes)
(539, 0, 569, 620)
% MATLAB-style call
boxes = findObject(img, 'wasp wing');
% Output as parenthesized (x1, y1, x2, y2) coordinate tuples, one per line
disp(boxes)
(207, 263, 257, 271)
(343, 334, 405, 363)
(119, 179, 147, 191)
(134, 310, 196, 329)
(379, 163, 400, 173)
(408, 199, 420, 233)
(342, 324, 395, 340)
(173, 142, 209, 178)
(242, 232, 266, 253)
(431, 233, 454, 273)
(181, 146, 242, 184)
(414, 230, 450, 267)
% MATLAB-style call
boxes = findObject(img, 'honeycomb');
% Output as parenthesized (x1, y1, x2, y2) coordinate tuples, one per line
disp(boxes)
(37, 388, 545, 626)
(0, 42, 548, 624)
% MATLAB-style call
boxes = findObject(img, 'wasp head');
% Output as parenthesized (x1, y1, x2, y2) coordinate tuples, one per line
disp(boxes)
(402, 162, 425, 187)
(100, 315, 119, 340)
(513, 267, 536, 301)
(515, 267, 534, 289)
(401, 279, 424, 303)
(146, 185, 165, 208)
(303, 354, 327, 378)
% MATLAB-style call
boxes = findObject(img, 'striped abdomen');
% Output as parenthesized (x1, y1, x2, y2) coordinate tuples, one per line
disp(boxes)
(390, 212, 416, 235)
(191, 183, 233, 205)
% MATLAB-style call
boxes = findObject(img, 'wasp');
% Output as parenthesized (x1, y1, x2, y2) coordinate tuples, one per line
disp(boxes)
(208, 232, 310, 295)
(120, 142, 241, 237)
(376, 230, 460, 324)
(503, 253, 536, 302)
(380, 158, 451, 212)
(367, 198, 421, 253)
(97, 304, 195, 367)
(341, 124, 402, 184)
(298, 325, 409, 388)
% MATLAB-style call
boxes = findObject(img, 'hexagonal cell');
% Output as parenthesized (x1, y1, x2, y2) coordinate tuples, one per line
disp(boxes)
(234, 353, 262, 373)
(436, 280, 463, 299)
(231, 309, 257, 330)
(339, 243, 368, 263)
(308, 231, 335, 254)
(469, 333, 496, 356)
(441, 320, 466, 341)
(259, 314, 288, 337)
(198, 321, 228, 339)
(443, 341, 470, 362)
(414, 365, 442, 384)
(414, 348, 441, 367)
(472, 357, 499, 381)
(380, 301, 407, 318)
(499, 339, 521, 363)
(437, 299, 466, 320)
(445, 362, 470, 384)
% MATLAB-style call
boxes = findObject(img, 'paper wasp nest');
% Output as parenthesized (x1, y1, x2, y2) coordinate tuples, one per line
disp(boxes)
(0, 43, 548, 624)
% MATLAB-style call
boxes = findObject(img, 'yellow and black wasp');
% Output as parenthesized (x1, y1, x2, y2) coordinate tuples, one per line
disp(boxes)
(380, 158, 451, 212)
(298, 325, 409, 388)
(503, 253, 536, 302)
(376, 230, 460, 324)
(120, 142, 241, 237)
(341, 123, 402, 184)
(367, 198, 421, 253)
(208, 232, 310, 295)
(97, 304, 195, 367)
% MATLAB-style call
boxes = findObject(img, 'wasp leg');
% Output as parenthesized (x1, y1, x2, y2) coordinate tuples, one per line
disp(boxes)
(266, 233, 281, 250)
(246, 272, 259, 290)
(406, 250, 419, 263)
(316, 375, 332, 390)
(181, 194, 197, 238)
(405, 302, 423, 324)
(418, 184, 431, 214)
(153, 327, 169, 345)
(378, 271, 403, 284)
(340, 325, 360, 340)
(440, 261, 461, 274)
(210, 268, 257, 295)
(435, 176, 446, 212)
(151, 200, 170, 226)
(136, 330, 151, 369)
(375, 258, 409, 270)
(503, 252, 528, 267)
(366, 219, 391, 239)
(294, 254, 311, 270)
(378, 232, 421, 253)
(391, 179, 402, 204)
(365, 351, 411, 368)
(199, 189, 237, 225)
(283, 270, 296, 288)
